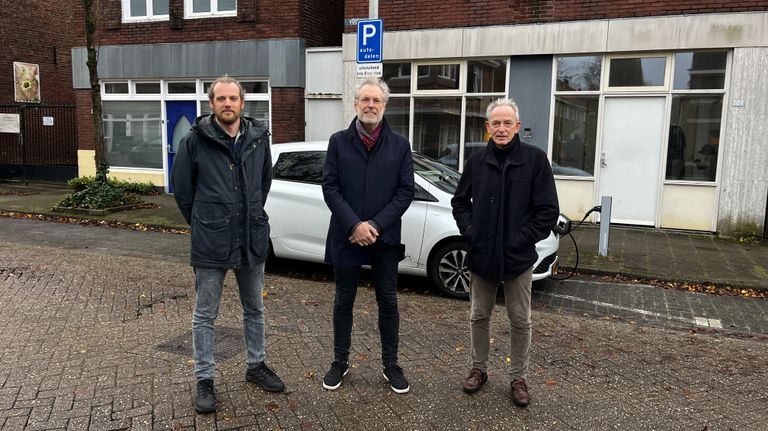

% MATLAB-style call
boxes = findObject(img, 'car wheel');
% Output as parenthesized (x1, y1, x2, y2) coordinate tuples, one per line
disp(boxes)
(428, 241, 470, 300)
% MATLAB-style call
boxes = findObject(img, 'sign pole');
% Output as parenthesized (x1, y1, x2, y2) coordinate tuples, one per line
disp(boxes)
(369, 0, 378, 18)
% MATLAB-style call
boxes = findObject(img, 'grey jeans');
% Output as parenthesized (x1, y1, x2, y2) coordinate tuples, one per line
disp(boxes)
(469, 269, 533, 380)
(192, 262, 266, 381)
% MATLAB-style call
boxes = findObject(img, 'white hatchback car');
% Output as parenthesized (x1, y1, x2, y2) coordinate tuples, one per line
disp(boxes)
(265, 141, 562, 299)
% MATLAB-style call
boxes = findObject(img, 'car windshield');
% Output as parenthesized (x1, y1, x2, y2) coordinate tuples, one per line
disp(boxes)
(413, 153, 461, 194)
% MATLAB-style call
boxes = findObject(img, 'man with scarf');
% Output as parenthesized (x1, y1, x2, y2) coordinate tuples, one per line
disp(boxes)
(451, 98, 559, 407)
(321, 76, 415, 394)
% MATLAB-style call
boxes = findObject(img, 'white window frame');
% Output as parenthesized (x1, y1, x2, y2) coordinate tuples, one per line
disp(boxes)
(604, 53, 672, 93)
(184, 0, 237, 19)
(122, 0, 169, 23)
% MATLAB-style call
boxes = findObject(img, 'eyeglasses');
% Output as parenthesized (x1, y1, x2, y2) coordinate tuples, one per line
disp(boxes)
(358, 97, 384, 106)
(489, 120, 519, 129)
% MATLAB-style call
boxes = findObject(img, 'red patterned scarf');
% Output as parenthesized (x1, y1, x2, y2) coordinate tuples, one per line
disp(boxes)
(356, 120, 382, 152)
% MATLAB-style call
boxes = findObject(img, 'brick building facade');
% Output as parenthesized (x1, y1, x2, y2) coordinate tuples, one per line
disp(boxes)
(336, 0, 768, 235)
(0, 1, 78, 181)
(71, 0, 342, 188)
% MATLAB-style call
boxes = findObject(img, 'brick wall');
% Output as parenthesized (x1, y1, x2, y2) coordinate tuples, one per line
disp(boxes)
(77, 0, 341, 48)
(0, 1, 75, 104)
(270, 88, 305, 143)
(76, 91, 96, 152)
(344, 0, 768, 31)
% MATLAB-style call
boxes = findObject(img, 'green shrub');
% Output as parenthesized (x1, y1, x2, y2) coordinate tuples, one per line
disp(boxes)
(59, 180, 143, 209)
(68, 176, 158, 195)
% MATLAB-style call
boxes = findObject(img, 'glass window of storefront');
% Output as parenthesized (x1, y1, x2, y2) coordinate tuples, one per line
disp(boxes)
(101, 78, 269, 170)
(552, 51, 727, 182)
(382, 59, 508, 171)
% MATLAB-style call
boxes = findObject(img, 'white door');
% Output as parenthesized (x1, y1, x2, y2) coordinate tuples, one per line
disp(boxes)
(598, 97, 666, 226)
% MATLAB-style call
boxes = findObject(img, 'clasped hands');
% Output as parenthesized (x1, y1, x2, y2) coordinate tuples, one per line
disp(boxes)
(349, 221, 379, 247)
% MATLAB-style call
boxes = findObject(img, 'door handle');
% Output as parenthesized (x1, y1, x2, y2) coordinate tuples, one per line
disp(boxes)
(601, 152, 607, 167)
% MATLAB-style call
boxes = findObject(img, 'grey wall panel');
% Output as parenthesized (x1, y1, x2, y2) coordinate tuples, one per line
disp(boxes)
(508, 55, 553, 153)
(718, 47, 768, 236)
(72, 39, 305, 89)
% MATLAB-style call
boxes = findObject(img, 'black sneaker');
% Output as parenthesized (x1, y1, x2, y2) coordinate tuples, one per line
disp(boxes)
(383, 364, 409, 394)
(194, 379, 216, 414)
(322, 360, 349, 390)
(245, 362, 285, 393)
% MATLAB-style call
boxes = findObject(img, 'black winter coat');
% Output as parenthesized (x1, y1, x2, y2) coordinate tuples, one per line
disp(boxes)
(451, 136, 559, 283)
(171, 114, 272, 269)
(322, 118, 415, 267)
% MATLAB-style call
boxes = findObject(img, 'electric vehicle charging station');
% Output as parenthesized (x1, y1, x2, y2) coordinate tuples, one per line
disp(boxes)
(599, 196, 612, 256)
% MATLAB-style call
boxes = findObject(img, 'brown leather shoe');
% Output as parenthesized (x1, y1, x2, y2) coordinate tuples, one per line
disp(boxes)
(511, 378, 530, 407)
(462, 368, 488, 394)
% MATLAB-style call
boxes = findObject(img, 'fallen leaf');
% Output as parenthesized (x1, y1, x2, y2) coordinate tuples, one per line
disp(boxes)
(289, 399, 300, 409)
(266, 402, 280, 412)
(545, 379, 557, 386)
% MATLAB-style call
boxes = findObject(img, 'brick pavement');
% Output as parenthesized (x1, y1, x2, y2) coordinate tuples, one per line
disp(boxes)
(1, 239, 767, 430)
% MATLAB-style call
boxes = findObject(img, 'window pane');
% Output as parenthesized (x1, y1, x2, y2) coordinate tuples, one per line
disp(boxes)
(667, 95, 722, 181)
(556, 56, 601, 91)
(104, 83, 129, 94)
(417, 65, 460, 90)
(153, 0, 169, 15)
(193, 0, 211, 13)
(673, 51, 727, 90)
(167, 82, 196, 94)
(383, 63, 411, 94)
(413, 97, 462, 169)
(458, 97, 495, 166)
(218, 0, 236, 11)
(609, 57, 666, 87)
(552, 96, 599, 176)
(241, 81, 268, 94)
(130, 0, 147, 16)
(467, 59, 506, 93)
(274, 151, 326, 183)
(134, 82, 161, 94)
(383, 97, 409, 139)
(103, 101, 163, 169)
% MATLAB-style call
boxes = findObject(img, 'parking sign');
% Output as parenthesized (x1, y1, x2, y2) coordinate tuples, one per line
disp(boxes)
(357, 19, 383, 64)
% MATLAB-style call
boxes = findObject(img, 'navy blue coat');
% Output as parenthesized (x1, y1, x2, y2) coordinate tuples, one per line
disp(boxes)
(322, 118, 415, 267)
(171, 115, 272, 269)
(451, 136, 559, 283)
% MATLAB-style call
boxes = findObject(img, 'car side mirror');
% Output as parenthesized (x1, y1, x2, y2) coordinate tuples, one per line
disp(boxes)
(553, 214, 571, 236)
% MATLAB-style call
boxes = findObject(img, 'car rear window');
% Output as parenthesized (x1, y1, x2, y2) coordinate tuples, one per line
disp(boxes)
(274, 151, 326, 184)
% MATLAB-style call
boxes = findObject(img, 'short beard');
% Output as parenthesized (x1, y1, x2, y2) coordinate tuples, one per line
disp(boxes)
(215, 112, 238, 125)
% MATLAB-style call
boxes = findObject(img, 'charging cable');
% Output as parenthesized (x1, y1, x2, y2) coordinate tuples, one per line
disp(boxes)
(550, 205, 601, 281)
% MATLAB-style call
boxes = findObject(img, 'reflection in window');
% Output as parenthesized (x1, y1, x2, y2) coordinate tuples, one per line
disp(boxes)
(667, 95, 722, 182)
(274, 151, 325, 184)
(127, 0, 169, 19)
(673, 51, 727, 90)
(135, 82, 161, 94)
(383, 98, 410, 139)
(462, 97, 495, 164)
(104, 83, 129, 94)
(191, 0, 235, 13)
(170, 116, 192, 153)
(609, 57, 666, 87)
(552, 96, 598, 176)
(417, 65, 460, 90)
(383, 63, 411, 94)
(413, 98, 462, 168)
(167, 82, 196, 94)
(467, 60, 506, 93)
(556, 56, 601, 91)
(103, 101, 163, 169)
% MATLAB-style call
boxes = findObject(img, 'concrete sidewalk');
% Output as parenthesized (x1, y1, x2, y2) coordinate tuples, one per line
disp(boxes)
(1, 181, 766, 290)
(1, 238, 766, 430)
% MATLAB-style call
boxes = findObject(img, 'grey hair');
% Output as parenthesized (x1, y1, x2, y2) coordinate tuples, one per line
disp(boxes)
(208, 75, 245, 101)
(355, 76, 391, 104)
(485, 97, 520, 121)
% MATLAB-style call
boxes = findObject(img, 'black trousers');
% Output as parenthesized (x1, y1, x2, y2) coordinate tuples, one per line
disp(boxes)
(332, 244, 400, 366)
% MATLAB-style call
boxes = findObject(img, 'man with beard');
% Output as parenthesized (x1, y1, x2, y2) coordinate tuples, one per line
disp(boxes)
(171, 76, 284, 414)
(321, 77, 415, 393)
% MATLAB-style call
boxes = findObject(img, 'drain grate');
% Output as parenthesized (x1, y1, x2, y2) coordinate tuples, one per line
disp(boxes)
(156, 326, 245, 361)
